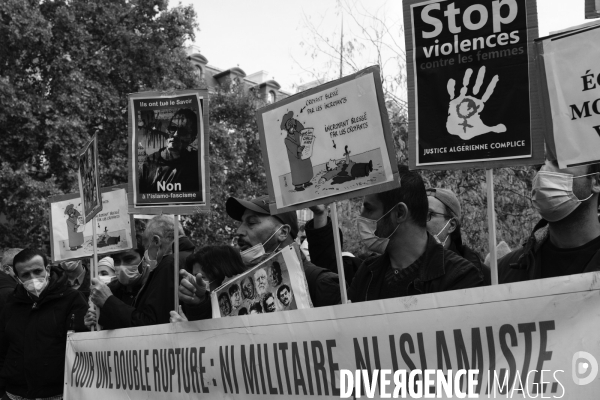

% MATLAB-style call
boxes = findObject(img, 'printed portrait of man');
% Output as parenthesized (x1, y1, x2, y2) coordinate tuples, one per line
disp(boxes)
(218, 292, 232, 316)
(249, 302, 263, 315)
(139, 108, 200, 194)
(277, 284, 293, 308)
(254, 268, 268, 296)
(267, 261, 283, 287)
(262, 292, 277, 313)
(241, 276, 255, 300)
(229, 284, 242, 310)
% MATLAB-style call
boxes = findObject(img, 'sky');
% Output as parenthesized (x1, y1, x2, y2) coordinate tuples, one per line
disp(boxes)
(178, 0, 589, 94)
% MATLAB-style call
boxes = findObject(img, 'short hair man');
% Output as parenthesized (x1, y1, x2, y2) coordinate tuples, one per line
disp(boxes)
(241, 277, 255, 300)
(426, 187, 490, 283)
(218, 293, 232, 316)
(229, 284, 242, 309)
(349, 166, 484, 302)
(139, 108, 200, 194)
(277, 284, 293, 307)
(0, 249, 87, 399)
(267, 262, 283, 287)
(262, 292, 277, 313)
(499, 161, 600, 283)
(90, 215, 179, 328)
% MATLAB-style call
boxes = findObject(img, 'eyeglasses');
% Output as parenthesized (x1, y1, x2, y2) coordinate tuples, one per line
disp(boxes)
(426, 210, 451, 222)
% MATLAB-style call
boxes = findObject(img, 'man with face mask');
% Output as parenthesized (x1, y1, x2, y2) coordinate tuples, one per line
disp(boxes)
(498, 161, 600, 283)
(349, 166, 484, 302)
(178, 195, 341, 321)
(425, 188, 490, 284)
(0, 249, 87, 399)
(89, 215, 183, 328)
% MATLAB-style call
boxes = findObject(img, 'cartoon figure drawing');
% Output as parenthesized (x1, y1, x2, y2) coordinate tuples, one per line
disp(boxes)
(446, 66, 507, 141)
(281, 111, 314, 191)
(97, 226, 121, 248)
(64, 204, 84, 251)
(319, 146, 373, 184)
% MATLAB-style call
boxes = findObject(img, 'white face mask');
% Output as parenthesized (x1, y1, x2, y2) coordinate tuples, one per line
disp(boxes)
(117, 259, 143, 285)
(240, 225, 286, 264)
(98, 275, 114, 284)
(356, 205, 401, 254)
(532, 171, 596, 222)
(61, 260, 81, 272)
(433, 218, 453, 247)
(19, 269, 50, 297)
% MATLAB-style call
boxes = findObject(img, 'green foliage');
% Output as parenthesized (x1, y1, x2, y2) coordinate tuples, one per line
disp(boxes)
(0, 0, 198, 250)
(183, 82, 268, 246)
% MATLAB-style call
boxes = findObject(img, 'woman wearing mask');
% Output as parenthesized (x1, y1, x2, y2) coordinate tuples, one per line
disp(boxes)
(97, 256, 116, 284)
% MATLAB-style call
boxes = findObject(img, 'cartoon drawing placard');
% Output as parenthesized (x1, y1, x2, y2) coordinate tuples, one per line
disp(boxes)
(49, 185, 134, 262)
(536, 23, 600, 169)
(210, 245, 312, 318)
(78, 135, 102, 223)
(257, 66, 399, 212)
(404, 0, 544, 170)
(128, 89, 210, 215)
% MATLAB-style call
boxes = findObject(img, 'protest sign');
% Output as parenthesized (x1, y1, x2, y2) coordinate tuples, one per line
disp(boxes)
(257, 66, 399, 213)
(78, 135, 102, 223)
(128, 89, 210, 215)
(585, 0, 600, 19)
(404, 0, 544, 170)
(49, 185, 134, 262)
(210, 246, 312, 318)
(536, 23, 600, 168)
(64, 272, 600, 399)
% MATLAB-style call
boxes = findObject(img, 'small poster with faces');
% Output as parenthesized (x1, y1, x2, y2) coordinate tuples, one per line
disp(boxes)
(210, 245, 312, 318)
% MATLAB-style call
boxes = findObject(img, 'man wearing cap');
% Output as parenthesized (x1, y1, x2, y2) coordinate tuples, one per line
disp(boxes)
(426, 188, 489, 284)
(178, 195, 341, 320)
(281, 111, 314, 191)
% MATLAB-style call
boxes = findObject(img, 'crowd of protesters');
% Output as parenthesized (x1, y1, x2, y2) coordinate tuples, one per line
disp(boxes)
(0, 160, 598, 399)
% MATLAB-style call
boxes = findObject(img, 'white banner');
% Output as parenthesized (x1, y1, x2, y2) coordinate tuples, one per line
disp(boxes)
(540, 24, 600, 168)
(65, 272, 600, 399)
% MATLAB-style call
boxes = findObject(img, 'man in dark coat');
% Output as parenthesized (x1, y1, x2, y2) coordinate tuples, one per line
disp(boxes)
(425, 187, 490, 284)
(282, 111, 314, 191)
(89, 215, 179, 329)
(349, 166, 484, 302)
(498, 161, 600, 283)
(0, 249, 88, 399)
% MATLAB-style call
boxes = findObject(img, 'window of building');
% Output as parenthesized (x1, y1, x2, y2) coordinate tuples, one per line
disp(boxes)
(268, 90, 276, 104)
(194, 65, 204, 80)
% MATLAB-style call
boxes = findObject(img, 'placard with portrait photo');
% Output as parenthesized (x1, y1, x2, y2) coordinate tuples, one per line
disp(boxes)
(77, 135, 102, 223)
(210, 245, 312, 318)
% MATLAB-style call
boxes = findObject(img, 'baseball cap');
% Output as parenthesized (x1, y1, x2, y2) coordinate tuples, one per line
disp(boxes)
(426, 188, 461, 219)
(226, 195, 299, 239)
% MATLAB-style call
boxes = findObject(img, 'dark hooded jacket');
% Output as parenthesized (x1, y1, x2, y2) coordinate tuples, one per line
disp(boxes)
(349, 233, 484, 302)
(0, 268, 88, 398)
(498, 218, 600, 283)
(99, 254, 177, 329)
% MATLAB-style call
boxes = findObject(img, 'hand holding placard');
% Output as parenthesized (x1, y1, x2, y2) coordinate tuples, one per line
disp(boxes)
(446, 66, 507, 141)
